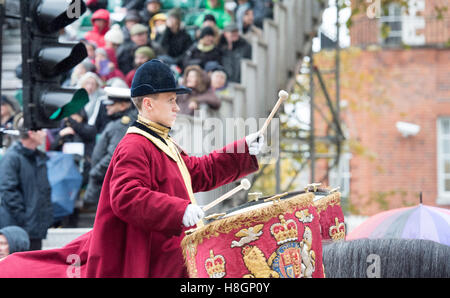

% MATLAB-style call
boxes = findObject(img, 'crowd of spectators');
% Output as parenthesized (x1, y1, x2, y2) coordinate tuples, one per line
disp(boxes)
(0, 0, 275, 235)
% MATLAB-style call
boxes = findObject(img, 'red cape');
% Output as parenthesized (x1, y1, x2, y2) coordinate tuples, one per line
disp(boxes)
(0, 134, 258, 277)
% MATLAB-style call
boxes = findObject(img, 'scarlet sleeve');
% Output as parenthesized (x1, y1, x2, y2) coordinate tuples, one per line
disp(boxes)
(182, 137, 259, 193)
(108, 141, 190, 235)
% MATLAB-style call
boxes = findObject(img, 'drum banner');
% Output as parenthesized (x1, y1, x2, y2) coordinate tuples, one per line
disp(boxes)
(313, 192, 345, 242)
(181, 193, 325, 278)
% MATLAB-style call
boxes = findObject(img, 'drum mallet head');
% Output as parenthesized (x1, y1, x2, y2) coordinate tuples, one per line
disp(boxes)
(258, 90, 289, 137)
(241, 178, 251, 190)
(278, 90, 289, 100)
(202, 179, 252, 212)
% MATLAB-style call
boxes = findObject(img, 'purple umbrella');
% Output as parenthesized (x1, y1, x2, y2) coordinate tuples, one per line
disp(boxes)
(348, 196, 450, 246)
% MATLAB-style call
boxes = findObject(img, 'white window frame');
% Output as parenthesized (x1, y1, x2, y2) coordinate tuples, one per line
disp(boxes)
(437, 118, 450, 205)
(329, 152, 352, 200)
(379, 0, 426, 46)
(379, 3, 403, 45)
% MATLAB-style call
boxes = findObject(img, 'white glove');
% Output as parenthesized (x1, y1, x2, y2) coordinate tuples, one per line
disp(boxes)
(182, 204, 205, 227)
(245, 132, 264, 155)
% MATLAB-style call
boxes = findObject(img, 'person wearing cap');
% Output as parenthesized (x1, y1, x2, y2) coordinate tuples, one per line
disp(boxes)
(0, 119, 52, 251)
(125, 46, 156, 87)
(122, 10, 141, 43)
(182, 26, 223, 70)
(117, 23, 162, 75)
(0, 226, 30, 261)
(84, 8, 110, 49)
(204, 60, 226, 77)
(195, 13, 221, 46)
(217, 22, 252, 83)
(82, 59, 261, 277)
(83, 87, 137, 210)
(0, 59, 263, 277)
(159, 9, 193, 66)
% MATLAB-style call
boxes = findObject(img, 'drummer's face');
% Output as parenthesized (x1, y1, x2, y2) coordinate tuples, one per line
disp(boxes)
(144, 92, 179, 127)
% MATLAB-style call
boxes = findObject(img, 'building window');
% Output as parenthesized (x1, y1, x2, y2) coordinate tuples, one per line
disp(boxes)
(437, 118, 450, 205)
(379, 0, 426, 46)
(380, 3, 403, 45)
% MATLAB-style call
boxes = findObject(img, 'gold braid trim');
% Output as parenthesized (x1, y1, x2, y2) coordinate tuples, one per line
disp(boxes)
(313, 192, 341, 213)
(136, 115, 171, 138)
(181, 192, 315, 268)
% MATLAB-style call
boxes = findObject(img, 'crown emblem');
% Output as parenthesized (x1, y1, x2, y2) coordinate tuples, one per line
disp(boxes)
(295, 208, 314, 223)
(205, 250, 226, 278)
(329, 217, 345, 241)
(270, 215, 298, 245)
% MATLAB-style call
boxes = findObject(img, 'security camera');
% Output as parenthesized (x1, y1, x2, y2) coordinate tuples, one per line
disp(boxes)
(396, 121, 420, 138)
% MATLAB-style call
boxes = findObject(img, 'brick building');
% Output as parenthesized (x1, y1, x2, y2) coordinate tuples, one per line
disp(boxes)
(314, 0, 450, 215)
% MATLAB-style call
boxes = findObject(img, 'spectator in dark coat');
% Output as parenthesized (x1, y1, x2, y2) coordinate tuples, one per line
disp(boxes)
(0, 125, 52, 251)
(217, 23, 252, 83)
(83, 87, 137, 209)
(0, 226, 30, 260)
(116, 23, 162, 75)
(182, 26, 222, 70)
(139, 0, 162, 26)
(159, 9, 193, 66)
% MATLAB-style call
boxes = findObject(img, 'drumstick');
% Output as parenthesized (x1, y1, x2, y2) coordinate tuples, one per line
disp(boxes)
(258, 90, 289, 137)
(202, 179, 251, 212)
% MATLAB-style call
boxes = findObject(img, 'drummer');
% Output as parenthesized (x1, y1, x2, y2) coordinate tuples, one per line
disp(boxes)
(84, 59, 265, 277)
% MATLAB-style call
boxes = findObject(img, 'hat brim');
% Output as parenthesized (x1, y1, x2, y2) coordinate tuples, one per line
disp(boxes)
(131, 85, 192, 97)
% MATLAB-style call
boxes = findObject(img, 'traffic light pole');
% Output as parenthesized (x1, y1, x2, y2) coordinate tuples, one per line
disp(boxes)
(0, 0, 4, 146)
(0, 1, 23, 147)
(20, 0, 89, 130)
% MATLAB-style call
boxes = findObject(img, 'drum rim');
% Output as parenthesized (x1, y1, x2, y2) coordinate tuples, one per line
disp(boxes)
(215, 189, 336, 218)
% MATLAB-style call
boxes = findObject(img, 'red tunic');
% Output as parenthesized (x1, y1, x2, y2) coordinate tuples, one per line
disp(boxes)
(0, 133, 259, 277)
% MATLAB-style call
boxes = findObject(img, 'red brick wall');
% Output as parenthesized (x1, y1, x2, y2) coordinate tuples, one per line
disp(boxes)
(350, 0, 450, 47)
(314, 47, 450, 215)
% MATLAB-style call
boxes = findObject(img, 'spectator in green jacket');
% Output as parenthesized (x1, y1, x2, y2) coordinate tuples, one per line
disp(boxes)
(194, 0, 232, 29)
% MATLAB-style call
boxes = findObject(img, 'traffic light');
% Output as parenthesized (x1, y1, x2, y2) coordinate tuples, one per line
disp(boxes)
(20, 0, 90, 130)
